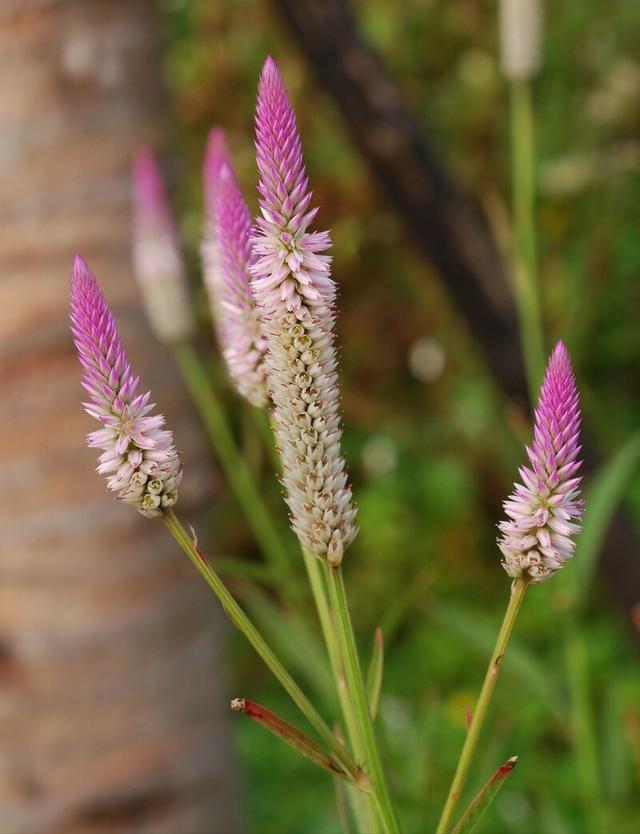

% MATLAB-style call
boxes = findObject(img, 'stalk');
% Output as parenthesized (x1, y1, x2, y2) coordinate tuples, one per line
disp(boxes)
(325, 564, 401, 834)
(509, 78, 545, 404)
(436, 579, 528, 834)
(304, 550, 379, 833)
(163, 509, 362, 783)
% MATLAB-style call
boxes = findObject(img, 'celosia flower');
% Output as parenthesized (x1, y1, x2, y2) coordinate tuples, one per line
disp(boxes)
(498, 0, 543, 80)
(70, 255, 183, 518)
(250, 56, 357, 565)
(201, 127, 230, 332)
(216, 161, 269, 408)
(498, 341, 583, 582)
(132, 146, 194, 343)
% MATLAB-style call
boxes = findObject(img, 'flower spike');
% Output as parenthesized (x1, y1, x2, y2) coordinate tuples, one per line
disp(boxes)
(70, 255, 183, 518)
(217, 161, 269, 408)
(498, 340, 583, 582)
(132, 146, 194, 343)
(201, 126, 230, 333)
(250, 57, 357, 565)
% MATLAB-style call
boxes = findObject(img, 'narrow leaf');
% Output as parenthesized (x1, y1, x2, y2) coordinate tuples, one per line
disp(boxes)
(571, 428, 640, 606)
(231, 698, 355, 783)
(451, 756, 518, 834)
(365, 627, 384, 720)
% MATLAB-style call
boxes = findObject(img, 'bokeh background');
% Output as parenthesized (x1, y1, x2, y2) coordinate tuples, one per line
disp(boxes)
(2, 1, 640, 832)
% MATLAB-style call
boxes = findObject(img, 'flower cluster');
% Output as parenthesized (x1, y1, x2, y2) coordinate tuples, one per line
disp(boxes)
(203, 131, 269, 408)
(498, 340, 583, 583)
(250, 57, 357, 564)
(70, 255, 182, 518)
(201, 127, 229, 333)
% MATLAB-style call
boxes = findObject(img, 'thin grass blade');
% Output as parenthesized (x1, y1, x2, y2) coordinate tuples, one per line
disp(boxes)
(365, 627, 384, 721)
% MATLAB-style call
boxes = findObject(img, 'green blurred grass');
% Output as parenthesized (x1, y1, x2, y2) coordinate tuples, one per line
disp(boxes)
(159, 1, 640, 831)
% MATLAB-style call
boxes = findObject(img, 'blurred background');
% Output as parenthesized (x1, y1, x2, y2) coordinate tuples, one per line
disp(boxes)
(2, 0, 640, 832)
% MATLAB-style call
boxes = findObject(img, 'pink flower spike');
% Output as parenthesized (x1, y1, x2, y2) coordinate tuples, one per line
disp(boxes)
(217, 162, 269, 408)
(201, 127, 231, 332)
(498, 341, 583, 583)
(250, 56, 357, 565)
(132, 146, 194, 343)
(70, 255, 183, 518)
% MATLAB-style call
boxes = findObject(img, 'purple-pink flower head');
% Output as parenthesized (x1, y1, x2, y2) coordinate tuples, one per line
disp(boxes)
(201, 127, 231, 331)
(132, 146, 193, 343)
(498, 341, 583, 583)
(216, 161, 268, 408)
(70, 255, 183, 518)
(250, 57, 357, 565)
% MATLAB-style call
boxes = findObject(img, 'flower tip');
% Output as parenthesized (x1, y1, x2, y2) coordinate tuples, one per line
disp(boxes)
(262, 55, 277, 75)
(133, 144, 153, 169)
(132, 145, 164, 205)
(552, 338, 568, 359)
(71, 254, 92, 286)
(260, 56, 285, 91)
(548, 339, 573, 378)
(205, 126, 229, 177)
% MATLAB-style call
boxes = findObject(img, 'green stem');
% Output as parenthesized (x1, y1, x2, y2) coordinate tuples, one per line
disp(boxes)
(509, 78, 545, 403)
(303, 550, 379, 834)
(240, 581, 336, 706)
(172, 340, 296, 590)
(325, 563, 401, 834)
(436, 579, 529, 834)
(162, 509, 362, 783)
(564, 616, 609, 834)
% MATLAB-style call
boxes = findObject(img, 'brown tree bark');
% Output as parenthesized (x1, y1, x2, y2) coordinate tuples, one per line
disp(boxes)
(0, 2, 240, 832)
(270, 0, 640, 619)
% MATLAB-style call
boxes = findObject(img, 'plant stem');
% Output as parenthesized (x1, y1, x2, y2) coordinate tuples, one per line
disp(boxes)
(162, 509, 362, 783)
(436, 579, 529, 834)
(303, 550, 379, 833)
(172, 340, 298, 593)
(325, 563, 401, 833)
(509, 78, 545, 403)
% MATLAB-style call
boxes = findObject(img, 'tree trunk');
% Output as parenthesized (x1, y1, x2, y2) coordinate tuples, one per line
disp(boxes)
(0, 2, 240, 832)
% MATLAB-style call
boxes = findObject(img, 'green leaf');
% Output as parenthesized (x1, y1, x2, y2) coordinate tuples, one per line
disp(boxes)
(571, 428, 640, 607)
(451, 756, 518, 834)
(365, 627, 384, 720)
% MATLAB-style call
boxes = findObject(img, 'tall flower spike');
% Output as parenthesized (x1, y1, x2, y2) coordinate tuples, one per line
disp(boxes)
(498, 341, 583, 583)
(498, 0, 543, 80)
(201, 127, 230, 333)
(250, 56, 357, 565)
(70, 255, 183, 518)
(132, 146, 194, 343)
(217, 162, 269, 408)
